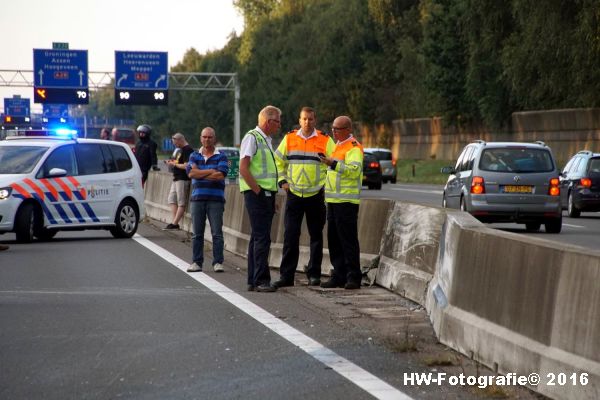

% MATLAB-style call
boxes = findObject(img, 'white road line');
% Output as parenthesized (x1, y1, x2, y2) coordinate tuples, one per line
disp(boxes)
(133, 234, 412, 400)
(391, 188, 443, 195)
(563, 223, 585, 228)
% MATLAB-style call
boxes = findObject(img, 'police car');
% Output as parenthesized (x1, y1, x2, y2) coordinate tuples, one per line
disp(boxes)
(0, 129, 145, 242)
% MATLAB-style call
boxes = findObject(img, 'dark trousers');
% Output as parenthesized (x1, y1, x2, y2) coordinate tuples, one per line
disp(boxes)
(244, 189, 276, 286)
(279, 190, 326, 282)
(327, 202, 361, 285)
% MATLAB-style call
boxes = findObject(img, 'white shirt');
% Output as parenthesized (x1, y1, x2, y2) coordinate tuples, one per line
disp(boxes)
(240, 126, 273, 159)
(296, 128, 318, 140)
(199, 146, 220, 162)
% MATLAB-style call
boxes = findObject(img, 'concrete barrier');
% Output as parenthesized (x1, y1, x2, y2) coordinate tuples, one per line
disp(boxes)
(426, 212, 600, 400)
(144, 171, 599, 399)
(144, 171, 387, 274)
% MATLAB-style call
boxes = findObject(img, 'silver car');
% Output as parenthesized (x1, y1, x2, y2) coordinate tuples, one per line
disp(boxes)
(441, 141, 562, 233)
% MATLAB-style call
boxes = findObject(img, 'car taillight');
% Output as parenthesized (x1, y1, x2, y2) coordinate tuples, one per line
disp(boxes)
(548, 178, 560, 196)
(392, 159, 397, 167)
(580, 178, 592, 188)
(369, 162, 380, 168)
(471, 176, 485, 194)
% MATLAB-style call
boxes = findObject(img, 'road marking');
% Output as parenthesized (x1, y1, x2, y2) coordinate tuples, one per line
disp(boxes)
(391, 187, 443, 195)
(134, 234, 412, 400)
(563, 223, 585, 228)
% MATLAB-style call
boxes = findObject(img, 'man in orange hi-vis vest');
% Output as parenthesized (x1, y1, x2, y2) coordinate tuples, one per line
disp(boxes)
(318, 115, 363, 290)
(273, 107, 335, 288)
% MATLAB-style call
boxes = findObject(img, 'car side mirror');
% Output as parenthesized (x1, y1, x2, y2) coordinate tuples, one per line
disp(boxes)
(441, 166, 456, 174)
(48, 168, 67, 177)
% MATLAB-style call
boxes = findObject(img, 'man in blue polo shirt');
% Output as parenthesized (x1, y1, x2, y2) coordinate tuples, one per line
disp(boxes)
(186, 127, 229, 273)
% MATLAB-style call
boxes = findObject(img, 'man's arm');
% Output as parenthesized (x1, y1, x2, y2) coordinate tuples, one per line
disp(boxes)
(239, 156, 260, 194)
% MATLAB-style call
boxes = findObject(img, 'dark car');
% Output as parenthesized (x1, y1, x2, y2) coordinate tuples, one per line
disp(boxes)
(560, 150, 600, 217)
(363, 151, 382, 190)
(364, 148, 396, 183)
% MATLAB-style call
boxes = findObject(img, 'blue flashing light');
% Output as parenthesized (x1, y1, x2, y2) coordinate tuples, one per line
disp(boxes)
(53, 128, 78, 138)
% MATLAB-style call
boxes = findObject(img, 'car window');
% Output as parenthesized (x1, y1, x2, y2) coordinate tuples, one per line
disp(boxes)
(479, 148, 554, 172)
(460, 146, 475, 171)
(218, 149, 239, 158)
(76, 143, 106, 175)
(364, 153, 377, 165)
(371, 151, 392, 161)
(576, 157, 588, 175)
(109, 145, 133, 172)
(100, 144, 117, 173)
(588, 158, 600, 174)
(569, 157, 581, 176)
(562, 157, 575, 175)
(454, 147, 467, 171)
(0, 146, 48, 174)
(37, 144, 77, 178)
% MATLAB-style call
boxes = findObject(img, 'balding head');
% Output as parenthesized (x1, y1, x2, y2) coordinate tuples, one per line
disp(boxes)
(200, 127, 217, 150)
(332, 115, 353, 141)
(257, 105, 282, 136)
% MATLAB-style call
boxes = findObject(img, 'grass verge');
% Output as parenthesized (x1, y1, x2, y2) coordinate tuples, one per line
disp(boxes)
(396, 159, 452, 185)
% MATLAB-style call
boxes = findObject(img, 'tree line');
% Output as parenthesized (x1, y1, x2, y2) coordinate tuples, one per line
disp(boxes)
(86, 0, 600, 147)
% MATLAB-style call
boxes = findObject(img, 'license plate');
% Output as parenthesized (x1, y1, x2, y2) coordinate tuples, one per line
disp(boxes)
(502, 185, 533, 193)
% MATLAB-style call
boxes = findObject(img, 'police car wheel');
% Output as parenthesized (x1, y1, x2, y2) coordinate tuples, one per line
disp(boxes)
(110, 200, 139, 238)
(15, 203, 37, 243)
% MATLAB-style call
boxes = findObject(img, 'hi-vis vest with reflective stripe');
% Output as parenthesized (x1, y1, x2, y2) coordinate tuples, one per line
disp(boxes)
(325, 137, 363, 204)
(274, 130, 335, 197)
(239, 130, 278, 192)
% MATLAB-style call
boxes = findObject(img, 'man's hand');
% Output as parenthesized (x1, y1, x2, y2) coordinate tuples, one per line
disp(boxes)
(281, 182, 290, 192)
(319, 154, 333, 166)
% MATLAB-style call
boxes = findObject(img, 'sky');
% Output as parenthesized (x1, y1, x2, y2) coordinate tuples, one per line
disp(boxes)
(0, 0, 245, 113)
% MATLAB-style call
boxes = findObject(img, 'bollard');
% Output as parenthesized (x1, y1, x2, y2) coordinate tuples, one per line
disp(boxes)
(412, 164, 415, 177)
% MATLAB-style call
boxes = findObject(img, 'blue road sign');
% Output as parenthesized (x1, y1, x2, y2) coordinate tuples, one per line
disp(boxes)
(115, 51, 168, 90)
(33, 49, 88, 88)
(43, 103, 69, 118)
(4, 97, 30, 117)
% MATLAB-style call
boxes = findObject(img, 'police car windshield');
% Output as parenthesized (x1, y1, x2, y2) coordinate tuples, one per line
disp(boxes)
(0, 146, 49, 174)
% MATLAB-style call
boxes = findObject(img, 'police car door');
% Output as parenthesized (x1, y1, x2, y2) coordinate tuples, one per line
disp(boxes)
(74, 143, 116, 224)
(34, 144, 93, 227)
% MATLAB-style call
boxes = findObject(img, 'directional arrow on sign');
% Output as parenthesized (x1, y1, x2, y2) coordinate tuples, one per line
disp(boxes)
(79, 70, 84, 86)
(155, 74, 166, 87)
(38, 70, 44, 86)
(117, 74, 128, 86)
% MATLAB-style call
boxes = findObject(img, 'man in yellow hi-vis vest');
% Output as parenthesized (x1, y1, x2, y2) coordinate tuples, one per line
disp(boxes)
(239, 105, 282, 293)
(318, 116, 363, 290)
(273, 107, 335, 288)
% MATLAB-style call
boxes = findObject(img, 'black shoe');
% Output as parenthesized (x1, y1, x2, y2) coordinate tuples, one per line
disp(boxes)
(273, 279, 294, 288)
(320, 280, 344, 289)
(162, 223, 180, 230)
(247, 285, 255, 292)
(344, 281, 361, 290)
(308, 277, 321, 286)
(255, 284, 277, 293)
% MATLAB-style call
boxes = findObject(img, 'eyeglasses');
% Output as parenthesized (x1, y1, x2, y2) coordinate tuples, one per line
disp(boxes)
(331, 126, 349, 132)
(269, 119, 281, 125)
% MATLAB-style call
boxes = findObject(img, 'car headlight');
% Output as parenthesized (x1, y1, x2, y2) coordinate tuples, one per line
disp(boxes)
(0, 187, 12, 200)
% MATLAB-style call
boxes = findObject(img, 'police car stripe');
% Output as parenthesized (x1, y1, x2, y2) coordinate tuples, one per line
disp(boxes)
(10, 183, 32, 198)
(66, 203, 85, 223)
(67, 177, 87, 200)
(53, 178, 73, 200)
(81, 203, 100, 222)
(53, 203, 73, 224)
(29, 193, 58, 224)
(39, 179, 59, 201)
(23, 178, 45, 201)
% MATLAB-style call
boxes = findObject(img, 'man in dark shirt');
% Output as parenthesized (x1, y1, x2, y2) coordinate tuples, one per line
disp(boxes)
(164, 132, 194, 230)
(185, 127, 229, 273)
(134, 124, 159, 186)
